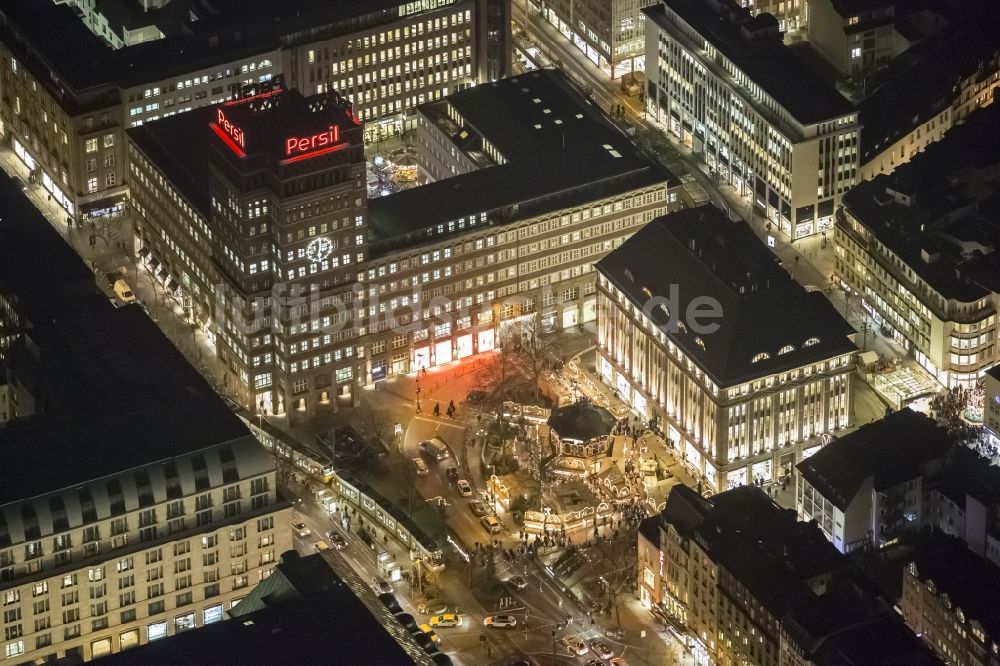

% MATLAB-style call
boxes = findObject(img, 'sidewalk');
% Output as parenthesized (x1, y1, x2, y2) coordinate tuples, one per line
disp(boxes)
(0, 147, 219, 383)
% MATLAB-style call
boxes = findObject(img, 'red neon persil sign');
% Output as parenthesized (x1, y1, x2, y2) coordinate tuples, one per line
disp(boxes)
(282, 125, 347, 163)
(211, 107, 247, 158)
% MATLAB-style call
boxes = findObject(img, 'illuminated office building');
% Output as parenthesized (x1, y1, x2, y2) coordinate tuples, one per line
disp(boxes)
(0, 0, 509, 220)
(129, 71, 680, 419)
(836, 103, 1000, 389)
(597, 206, 855, 492)
(644, 0, 859, 240)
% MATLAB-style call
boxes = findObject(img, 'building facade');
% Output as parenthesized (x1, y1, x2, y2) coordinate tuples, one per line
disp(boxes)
(0, 438, 290, 663)
(986, 365, 1000, 446)
(128, 71, 679, 419)
(540, 0, 657, 75)
(644, 0, 859, 240)
(596, 206, 856, 493)
(0, 0, 509, 222)
(795, 409, 953, 553)
(640, 485, 938, 666)
(835, 104, 1000, 390)
(129, 85, 368, 417)
(806, 0, 906, 79)
(902, 534, 1000, 666)
(0, 177, 292, 664)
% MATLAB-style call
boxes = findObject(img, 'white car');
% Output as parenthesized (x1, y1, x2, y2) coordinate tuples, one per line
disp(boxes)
(292, 521, 311, 538)
(589, 640, 614, 660)
(457, 479, 473, 497)
(483, 614, 517, 628)
(507, 575, 528, 590)
(562, 635, 588, 656)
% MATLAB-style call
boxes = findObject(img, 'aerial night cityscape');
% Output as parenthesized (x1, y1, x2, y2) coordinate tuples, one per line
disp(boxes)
(2, 0, 1000, 665)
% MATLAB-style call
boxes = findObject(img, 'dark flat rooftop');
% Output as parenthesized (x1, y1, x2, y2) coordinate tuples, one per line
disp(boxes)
(369, 70, 673, 248)
(0, 175, 96, 321)
(597, 205, 856, 387)
(128, 107, 213, 214)
(0, 175, 249, 504)
(844, 103, 1000, 302)
(644, 0, 854, 125)
(98, 552, 434, 665)
(128, 88, 362, 216)
(664, 485, 847, 616)
(0, 0, 428, 108)
(796, 410, 952, 511)
(860, 7, 1000, 161)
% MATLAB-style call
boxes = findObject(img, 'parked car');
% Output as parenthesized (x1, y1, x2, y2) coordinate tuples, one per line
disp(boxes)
(483, 614, 517, 628)
(507, 575, 528, 590)
(371, 577, 393, 595)
(113, 279, 136, 303)
(446, 466, 460, 481)
(327, 531, 348, 550)
(292, 521, 311, 538)
(469, 501, 489, 517)
(418, 624, 442, 644)
(562, 635, 588, 655)
(413, 457, 430, 476)
(609, 658, 630, 666)
(313, 541, 330, 553)
(429, 613, 463, 628)
(589, 640, 614, 660)
(457, 479, 473, 497)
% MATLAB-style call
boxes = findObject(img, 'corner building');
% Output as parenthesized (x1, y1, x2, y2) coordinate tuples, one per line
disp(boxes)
(596, 206, 856, 492)
(644, 0, 859, 239)
(129, 71, 680, 419)
(129, 86, 367, 417)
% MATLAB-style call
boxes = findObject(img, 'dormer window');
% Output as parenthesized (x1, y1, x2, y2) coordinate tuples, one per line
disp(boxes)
(752, 352, 770, 363)
(803, 337, 820, 347)
(778, 344, 795, 355)
(695, 337, 706, 350)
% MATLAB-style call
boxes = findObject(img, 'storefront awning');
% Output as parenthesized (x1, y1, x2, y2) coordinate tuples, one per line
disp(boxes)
(79, 193, 127, 217)
(148, 257, 161, 269)
(138, 246, 150, 258)
(166, 278, 179, 293)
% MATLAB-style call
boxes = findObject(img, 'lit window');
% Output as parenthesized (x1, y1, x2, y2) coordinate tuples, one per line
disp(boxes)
(777, 344, 795, 355)
(751, 352, 770, 363)
(85, 138, 98, 153)
(850, 48, 861, 59)
(803, 337, 821, 347)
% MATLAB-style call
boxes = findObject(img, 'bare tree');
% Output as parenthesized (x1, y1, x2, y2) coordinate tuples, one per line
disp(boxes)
(352, 403, 396, 454)
(593, 527, 638, 628)
(512, 321, 568, 405)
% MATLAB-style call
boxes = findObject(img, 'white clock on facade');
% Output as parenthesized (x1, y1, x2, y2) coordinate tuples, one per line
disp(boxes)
(306, 236, 333, 263)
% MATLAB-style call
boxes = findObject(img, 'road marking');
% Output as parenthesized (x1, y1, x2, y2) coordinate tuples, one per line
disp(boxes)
(413, 415, 466, 429)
